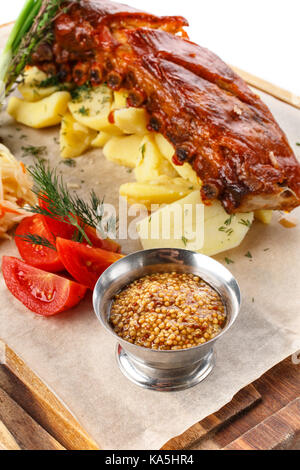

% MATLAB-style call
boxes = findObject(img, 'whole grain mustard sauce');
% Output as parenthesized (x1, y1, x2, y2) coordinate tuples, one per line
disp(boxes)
(110, 272, 226, 351)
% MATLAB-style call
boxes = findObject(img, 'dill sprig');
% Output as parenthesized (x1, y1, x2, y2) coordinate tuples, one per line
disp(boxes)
(27, 160, 108, 246)
(16, 233, 56, 251)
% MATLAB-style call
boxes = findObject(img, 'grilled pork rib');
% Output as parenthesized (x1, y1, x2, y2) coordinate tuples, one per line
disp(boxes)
(32, 0, 300, 214)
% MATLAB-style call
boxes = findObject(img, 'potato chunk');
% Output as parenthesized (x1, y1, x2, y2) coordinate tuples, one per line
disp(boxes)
(114, 108, 149, 134)
(103, 134, 144, 168)
(112, 90, 129, 110)
(255, 210, 273, 224)
(137, 191, 254, 255)
(60, 112, 97, 159)
(7, 91, 71, 128)
(91, 132, 112, 148)
(155, 134, 201, 187)
(134, 135, 178, 182)
(18, 67, 59, 102)
(120, 177, 194, 208)
(68, 84, 122, 134)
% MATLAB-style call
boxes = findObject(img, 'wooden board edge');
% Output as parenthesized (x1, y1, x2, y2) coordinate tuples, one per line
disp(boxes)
(0, 22, 299, 109)
(0, 339, 100, 450)
(232, 66, 300, 109)
(223, 398, 300, 450)
(161, 384, 262, 450)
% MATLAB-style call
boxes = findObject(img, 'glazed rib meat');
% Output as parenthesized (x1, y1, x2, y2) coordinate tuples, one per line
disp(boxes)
(32, 0, 300, 213)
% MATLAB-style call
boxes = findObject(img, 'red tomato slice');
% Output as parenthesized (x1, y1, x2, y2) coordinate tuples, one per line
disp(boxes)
(39, 196, 121, 253)
(15, 215, 64, 273)
(2, 257, 87, 316)
(56, 237, 124, 290)
(38, 196, 75, 240)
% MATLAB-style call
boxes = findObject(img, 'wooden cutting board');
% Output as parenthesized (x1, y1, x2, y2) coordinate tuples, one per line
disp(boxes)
(1, 338, 299, 450)
(0, 340, 99, 450)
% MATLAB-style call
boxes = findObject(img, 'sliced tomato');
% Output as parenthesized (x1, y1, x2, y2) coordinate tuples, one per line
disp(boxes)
(56, 237, 124, 290)
(2, 257, 87, 316)
(15, 215, 64, 273)
(39, 196, 121, 253)
(38, 196, 75, 240)
(84, 225, 121, 253)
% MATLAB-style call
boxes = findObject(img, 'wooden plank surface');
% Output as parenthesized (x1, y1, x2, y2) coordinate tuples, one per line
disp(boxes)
(0, 387, 65, 450)
(162, 385, 261, 450)
(0, 420, 21, 450)
(224, 399, 300, 450)
(174, 357, 300, 450)
(0, 340, 99, 450)
(232, 66, 300, 109)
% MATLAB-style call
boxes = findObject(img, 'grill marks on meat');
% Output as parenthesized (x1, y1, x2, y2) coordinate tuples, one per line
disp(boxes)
(32, 0, 300, 214)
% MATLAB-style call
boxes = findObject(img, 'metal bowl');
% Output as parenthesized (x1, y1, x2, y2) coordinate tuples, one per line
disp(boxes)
(93, 248, 241, 392)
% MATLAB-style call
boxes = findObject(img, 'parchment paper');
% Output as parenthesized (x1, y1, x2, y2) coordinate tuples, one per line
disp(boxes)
(0, 24, 299, 450)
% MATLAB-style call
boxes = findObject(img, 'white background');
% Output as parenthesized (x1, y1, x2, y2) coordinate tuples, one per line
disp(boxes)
(1, 0, 299, 94)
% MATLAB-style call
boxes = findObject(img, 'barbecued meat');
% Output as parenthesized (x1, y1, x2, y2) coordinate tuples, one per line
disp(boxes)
(32, 0, 300, 214)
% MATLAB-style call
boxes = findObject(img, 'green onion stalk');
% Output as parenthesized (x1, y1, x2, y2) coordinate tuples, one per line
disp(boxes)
(0, 0, 64, 104)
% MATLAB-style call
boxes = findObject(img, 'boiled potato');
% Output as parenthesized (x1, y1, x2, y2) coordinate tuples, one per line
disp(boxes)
(103, 134, 144, 168)
(255, 210, 273, 224)
(60, 112, 97, 159)
(18, 67, 59, 102)
(68, 84, 122, 134)
(120, 177, 194, 209)
(155, 134, 201, 187)
(112, 90, 128, 110)
(135, 135, 178, 182)
(137, 191, 254, 256)
(7, 91, 71, 129)
(114, 108, 149, 134)
(91, 132, 112, 148)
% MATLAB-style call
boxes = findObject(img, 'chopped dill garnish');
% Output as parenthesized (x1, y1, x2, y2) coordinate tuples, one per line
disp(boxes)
(70, 83, 92, 102)
(219, 225, 234, 236)
(224, 215, 234, 226)
(245, 251, 253, 259)
(140, 143, 146, 159)
(60, 159, 76, 168)
(21, 145, 47, 159)
(77, 106, 90, 116)
(239, 219, 252, 228)
(37, 75, 60, 88)
(225, 257, 234, 265)
(182, 236, 188, 246)
(264, 248, 270, 252)
(296, 142, 300, 147)
(16, 233, 56, 251)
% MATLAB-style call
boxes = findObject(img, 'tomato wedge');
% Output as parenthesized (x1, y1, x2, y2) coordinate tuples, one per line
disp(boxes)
(15, 215, 64, 273)
(39, 196, 121, 253)
(2, 257, 87, 316)
(56, 237, 124, 290)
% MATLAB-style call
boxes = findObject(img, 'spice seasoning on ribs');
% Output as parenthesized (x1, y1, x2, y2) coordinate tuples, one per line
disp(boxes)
(32, 0, 300, 214)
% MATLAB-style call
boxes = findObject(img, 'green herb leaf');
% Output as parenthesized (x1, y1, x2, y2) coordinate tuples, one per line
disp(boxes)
(245, 251, 253, 259)
(182, 236, 188, 246)
(21, 145, 47, 159)
(225, 257, 234, 265)
(16, 233, 56, 251)
(60, 159, 76, 168)
(239, 219, 252, 228)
